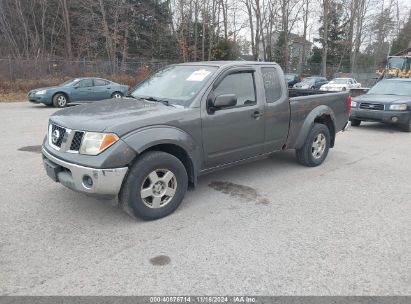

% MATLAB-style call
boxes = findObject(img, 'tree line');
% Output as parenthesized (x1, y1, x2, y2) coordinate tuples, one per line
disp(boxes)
(0, 0, 410, 75)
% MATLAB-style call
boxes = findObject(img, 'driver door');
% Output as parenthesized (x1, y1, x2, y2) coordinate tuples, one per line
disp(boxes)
(71, 79, 94, 102)
(201, 69, 265, 168)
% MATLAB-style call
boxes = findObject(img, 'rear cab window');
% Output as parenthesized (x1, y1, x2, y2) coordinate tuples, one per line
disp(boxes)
(261, 67, 283, 103)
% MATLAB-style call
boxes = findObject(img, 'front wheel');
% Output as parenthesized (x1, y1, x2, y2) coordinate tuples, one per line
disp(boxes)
(350, 118, 361, 127)
(296, 123, 331, 167)
(119, 151, 188, 220)
(52, 93, 68, 108)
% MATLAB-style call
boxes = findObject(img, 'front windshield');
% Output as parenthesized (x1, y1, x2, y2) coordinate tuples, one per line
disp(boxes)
(367, 80, 411, 96)
(301, 78, 316, 84)
(388, 57, 406, 70)
(131, 65, 217, 105)
(60, 79, 80, 86)
(330, 78, 349, 84)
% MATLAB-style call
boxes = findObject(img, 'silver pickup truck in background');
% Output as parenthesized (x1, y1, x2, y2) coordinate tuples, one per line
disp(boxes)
(42, 61, 350, 220)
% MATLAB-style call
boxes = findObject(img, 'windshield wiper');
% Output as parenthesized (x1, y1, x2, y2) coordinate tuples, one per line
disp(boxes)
(141, 96, 174, 107)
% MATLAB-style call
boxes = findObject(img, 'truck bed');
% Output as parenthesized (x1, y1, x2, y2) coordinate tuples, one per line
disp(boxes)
(286, 90, 350, 149)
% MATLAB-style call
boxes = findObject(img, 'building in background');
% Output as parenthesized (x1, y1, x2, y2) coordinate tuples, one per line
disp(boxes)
(255, 32, 312, 73)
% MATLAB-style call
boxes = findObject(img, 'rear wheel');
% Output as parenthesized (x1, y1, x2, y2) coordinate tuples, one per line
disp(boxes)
(350, 118, 361, 127)
(119, 151, 188, 220)
(52, 93, 68, 108)
(296, 123, 330, 167)
(111, 92, 123, 99)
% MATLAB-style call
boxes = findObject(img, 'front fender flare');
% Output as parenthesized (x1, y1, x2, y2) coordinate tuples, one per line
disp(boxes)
(122, 126, 202, 180)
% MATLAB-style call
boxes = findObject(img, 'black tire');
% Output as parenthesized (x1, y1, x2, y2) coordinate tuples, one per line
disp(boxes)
(119, 151, 188, 220)
(350, 118, 361, 127)
(296, 123, 331, 167)
(399, 119, 411, 132)
(52, 93, 68, 108)
(111, 92, 123, 99)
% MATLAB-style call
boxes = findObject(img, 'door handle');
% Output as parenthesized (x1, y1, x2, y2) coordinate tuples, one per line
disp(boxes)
(107, 87, 111, 89)
(252, 111, 262, 119)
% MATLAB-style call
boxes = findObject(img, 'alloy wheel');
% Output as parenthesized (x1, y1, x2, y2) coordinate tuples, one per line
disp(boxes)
(311, 133, 326, 159)
(140, 169, 177, 209)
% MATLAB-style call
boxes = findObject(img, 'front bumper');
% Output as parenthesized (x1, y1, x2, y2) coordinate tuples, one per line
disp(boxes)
(42, 147, 128, 197)
(28, 94, 51, 104)
(350, 108, 410, 124)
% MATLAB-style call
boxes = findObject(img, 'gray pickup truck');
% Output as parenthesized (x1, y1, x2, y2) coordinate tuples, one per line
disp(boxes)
(42, 61, 350, 220)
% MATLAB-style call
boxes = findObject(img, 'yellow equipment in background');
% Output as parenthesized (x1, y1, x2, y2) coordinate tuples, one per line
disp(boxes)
(376, 47, 411, 79)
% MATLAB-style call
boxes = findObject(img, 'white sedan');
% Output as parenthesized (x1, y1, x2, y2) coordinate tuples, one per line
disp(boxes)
(320, 78, 361, 92)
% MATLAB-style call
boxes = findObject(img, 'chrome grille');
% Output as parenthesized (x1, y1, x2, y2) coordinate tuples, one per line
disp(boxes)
(70, 131, 84, 151)
(48, 123, 84, 153)
(50, 124, 66, 147)
(360, 102, 385, 110)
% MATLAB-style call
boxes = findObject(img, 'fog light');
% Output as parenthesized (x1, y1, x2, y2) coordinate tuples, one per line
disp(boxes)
(82, 175, 93, 188)
(392, 116, 399, 122)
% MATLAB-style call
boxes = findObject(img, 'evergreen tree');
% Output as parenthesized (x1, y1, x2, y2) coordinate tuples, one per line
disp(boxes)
(390, 14, 411, 55)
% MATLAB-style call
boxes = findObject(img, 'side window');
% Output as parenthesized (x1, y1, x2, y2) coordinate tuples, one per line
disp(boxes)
(214, 72, 256, 107)
(261, 67, 282, 103)
(94, 79, 109, 86)
(79, 79, 93, 87)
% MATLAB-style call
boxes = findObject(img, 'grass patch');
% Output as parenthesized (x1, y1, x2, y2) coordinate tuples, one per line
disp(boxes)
(0, 92, 27, 102)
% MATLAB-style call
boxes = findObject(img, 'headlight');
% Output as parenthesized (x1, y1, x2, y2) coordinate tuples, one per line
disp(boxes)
(36, 90, 47, 95)
(79, 132, 119, 155)
(351, 100, 358, 107)
(389, 104, 408, 111)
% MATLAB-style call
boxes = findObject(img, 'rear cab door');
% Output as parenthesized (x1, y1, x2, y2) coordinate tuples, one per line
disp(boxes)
(260, 65, 290, 153)
(201, 66, 265, 168)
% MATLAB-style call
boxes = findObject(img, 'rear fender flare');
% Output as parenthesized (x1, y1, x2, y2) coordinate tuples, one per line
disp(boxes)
(294, 105, 336, 149)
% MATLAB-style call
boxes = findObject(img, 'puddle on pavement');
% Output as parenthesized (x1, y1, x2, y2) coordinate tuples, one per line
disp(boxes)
(208, 181, 270, 205)
(150, 255, 171, 266)
(18, 145, 42, 154)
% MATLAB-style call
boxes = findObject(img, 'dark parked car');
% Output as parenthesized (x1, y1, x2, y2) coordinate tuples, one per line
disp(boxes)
(293, 76, 328, 90)
(42, 61, 350, 220)
(28, 77, 129, 108)
(350, 78, 411, 131)
(285, 73, 301, 87)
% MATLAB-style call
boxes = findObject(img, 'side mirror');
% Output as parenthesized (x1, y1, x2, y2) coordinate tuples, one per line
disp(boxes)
(213, 94, 237, 109)
(73, 84, 79, 89)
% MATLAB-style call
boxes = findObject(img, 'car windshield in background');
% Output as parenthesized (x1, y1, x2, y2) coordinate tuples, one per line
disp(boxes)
(330, 79, 349, 84)
(60, 79, 80, 86)
(285, 74, 296, 81)
(131, 65, 217, 105)
(367, 80, 411, 96)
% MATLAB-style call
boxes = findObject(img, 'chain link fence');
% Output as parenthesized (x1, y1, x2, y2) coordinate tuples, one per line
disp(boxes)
(0, 58, 171, 81)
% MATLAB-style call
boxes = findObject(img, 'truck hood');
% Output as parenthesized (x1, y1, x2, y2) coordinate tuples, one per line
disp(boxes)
(50, 98, 189, 136)
(354, 94, 411, 104)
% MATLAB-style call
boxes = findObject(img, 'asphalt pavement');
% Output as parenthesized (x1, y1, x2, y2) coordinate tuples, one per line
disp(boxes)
(0, 102, 410, 295)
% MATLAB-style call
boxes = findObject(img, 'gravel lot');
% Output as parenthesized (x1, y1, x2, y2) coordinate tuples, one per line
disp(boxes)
(0, 102, 410, 296)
